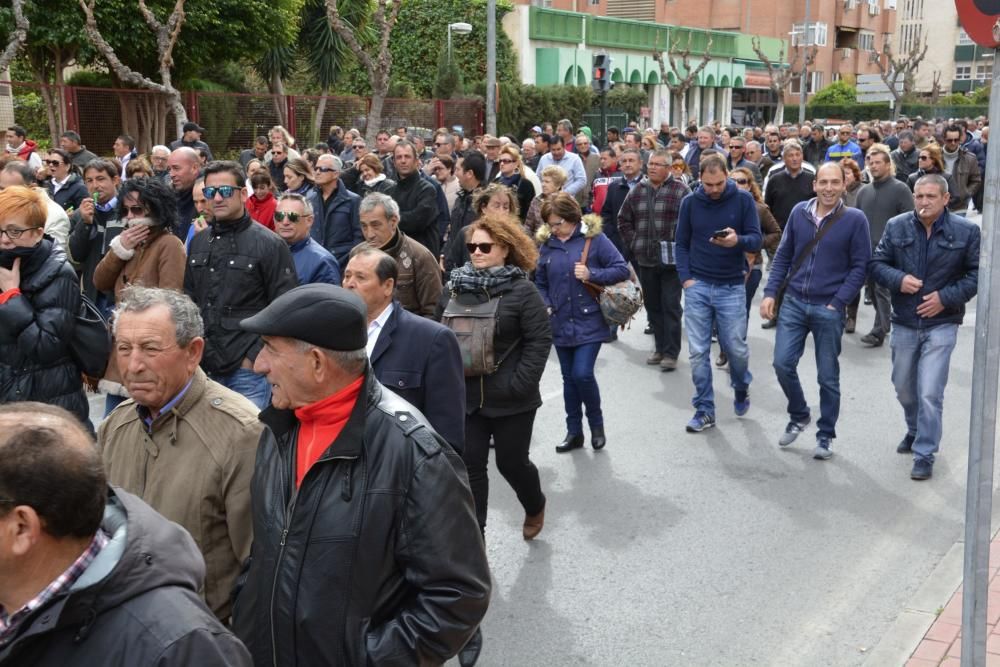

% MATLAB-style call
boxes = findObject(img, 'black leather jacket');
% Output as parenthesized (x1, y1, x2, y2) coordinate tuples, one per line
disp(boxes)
(232, 369, 490, 666)
(184, 214, 297, 375)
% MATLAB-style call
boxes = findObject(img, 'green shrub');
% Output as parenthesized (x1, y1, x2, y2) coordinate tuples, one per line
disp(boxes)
(811, 81, 858, 106)
(65, 71, 115, 88)
(12, 92, 51, 147)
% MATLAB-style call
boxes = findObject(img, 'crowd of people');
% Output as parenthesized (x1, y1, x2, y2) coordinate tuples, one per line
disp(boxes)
(0, 111, 983, 665)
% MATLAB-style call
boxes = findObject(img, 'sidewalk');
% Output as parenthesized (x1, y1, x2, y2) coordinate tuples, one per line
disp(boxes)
(903, 535, 1000, 666)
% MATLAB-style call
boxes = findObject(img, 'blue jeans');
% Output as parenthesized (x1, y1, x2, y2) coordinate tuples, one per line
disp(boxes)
(890, 323, 958, 464)
(683, 281, 751, 415)
(210, 367, 271, 411)
(555, 342, 603, 435)
(772, 295, 845, 440)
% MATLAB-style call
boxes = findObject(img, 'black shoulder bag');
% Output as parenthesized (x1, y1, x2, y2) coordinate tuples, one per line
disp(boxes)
(774, 205, 847, 316)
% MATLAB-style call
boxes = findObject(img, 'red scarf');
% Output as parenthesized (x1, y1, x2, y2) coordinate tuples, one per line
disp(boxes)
(292, 376, 364, 488)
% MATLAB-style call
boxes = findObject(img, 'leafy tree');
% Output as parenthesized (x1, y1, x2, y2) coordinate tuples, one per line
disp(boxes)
(942, 92, 973, 106)
(433, 43, 463, 100)
(971, 85, 990, 105)
(810, 80, 857, 106)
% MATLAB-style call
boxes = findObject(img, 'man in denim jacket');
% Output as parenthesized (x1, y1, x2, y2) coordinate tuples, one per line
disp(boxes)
(870, 174, 979, 480)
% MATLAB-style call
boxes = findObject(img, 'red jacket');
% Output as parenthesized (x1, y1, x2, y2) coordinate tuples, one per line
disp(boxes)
(15, 139, 38, 162)
(589, 167, 620, 215)
(247, 191, 277, 230)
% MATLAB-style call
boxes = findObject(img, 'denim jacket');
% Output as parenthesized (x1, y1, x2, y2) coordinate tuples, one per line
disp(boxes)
(869, 210, 979, 329)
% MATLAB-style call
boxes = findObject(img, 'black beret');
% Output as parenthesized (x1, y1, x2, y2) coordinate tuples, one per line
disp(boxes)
(240, 284, 368, 350)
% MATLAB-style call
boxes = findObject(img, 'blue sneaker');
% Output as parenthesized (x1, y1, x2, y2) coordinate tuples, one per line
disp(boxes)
(686, 411, 716, 433)
(734, 391, 750, 417)
(813, 435, 834, 460)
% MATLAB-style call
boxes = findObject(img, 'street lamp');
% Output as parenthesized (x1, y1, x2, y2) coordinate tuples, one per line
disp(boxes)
(447, 22, 472, 66)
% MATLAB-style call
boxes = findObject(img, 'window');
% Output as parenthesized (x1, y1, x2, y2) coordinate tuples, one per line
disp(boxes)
(791, 22, 828, 47)
(959, 29, 974, 46)
(884, 0, 897, 9)
(859, 31, 875, 52)
(955, 65, 971, 81)
(977, 64, 993, 81)
(844, 0, 858, 7)
(790, 72, 824, 94)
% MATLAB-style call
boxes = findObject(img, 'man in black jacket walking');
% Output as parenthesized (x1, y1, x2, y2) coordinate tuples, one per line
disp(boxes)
(390, 140, 440, 256)
(0, 403, 250, 666)
(233, 284, 490, 666)
(184, 161, 297, 409)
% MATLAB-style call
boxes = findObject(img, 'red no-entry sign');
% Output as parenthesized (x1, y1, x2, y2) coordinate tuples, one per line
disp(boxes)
(957, 0, 1000, 47)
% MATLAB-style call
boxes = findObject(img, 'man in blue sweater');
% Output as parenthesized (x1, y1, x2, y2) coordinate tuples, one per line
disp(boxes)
(760, 162, 871, 460)
(676, 154, 762, 433)
(870, 174, 979, 480)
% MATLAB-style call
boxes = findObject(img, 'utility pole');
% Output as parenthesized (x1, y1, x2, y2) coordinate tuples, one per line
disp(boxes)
(486, 0, 497, 135)
(799, 0, 810, 124)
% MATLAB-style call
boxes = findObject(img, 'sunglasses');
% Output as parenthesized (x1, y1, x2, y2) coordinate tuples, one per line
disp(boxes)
(353, 145, 365, 150)
(44, 159, 64, 166)
(274, 211, 307, 223)
(125, 205, 146, 216)
(732, 178, 749, 185)
(919, 155, 931, 160)
(466, 242, 495, 254)
(315, 167, 338, 173)
(498, 158, 514, 164)
(203, 185, 240, 199)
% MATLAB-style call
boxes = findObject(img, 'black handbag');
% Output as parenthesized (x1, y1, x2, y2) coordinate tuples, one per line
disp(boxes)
(774, 205, 847, 315)
(69, 293, 112, 378)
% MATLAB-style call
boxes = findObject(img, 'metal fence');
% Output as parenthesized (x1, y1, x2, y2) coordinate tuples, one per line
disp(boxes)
(4, 82, 484, 158)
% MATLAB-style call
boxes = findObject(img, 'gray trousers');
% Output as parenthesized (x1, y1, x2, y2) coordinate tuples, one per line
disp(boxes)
(847, 277, 892, 339)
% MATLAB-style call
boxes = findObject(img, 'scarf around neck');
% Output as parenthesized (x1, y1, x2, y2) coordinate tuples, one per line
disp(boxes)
(448, 263, 526, 296)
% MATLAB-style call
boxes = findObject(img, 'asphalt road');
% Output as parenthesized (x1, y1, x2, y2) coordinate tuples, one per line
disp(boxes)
(86, 217, 989, 666)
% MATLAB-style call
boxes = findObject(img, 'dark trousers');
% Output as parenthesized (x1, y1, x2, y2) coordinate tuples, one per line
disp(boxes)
(638, 264, 682, 358)
(464, 410, 545, 531)
(846, 277, 892, 339)
(556, 342, 604, 435)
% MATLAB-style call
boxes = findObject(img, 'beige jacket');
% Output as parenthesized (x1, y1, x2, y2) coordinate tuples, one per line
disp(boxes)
(98, 368, 262, 622)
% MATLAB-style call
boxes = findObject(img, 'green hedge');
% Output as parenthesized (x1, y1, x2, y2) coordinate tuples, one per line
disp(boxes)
(806, 102, 989, 122)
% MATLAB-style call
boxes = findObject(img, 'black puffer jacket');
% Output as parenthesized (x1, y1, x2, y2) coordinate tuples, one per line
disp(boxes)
(184, 214, 297, 375)
(390, 172, 441, 256)
(232, 370, 491, 666)
(443, 187, 480, 273)
(0, 487, 252, 666)
(48, 173, 89, 212)
(0, 238, 88, 423)
(436, 274, 552, 416)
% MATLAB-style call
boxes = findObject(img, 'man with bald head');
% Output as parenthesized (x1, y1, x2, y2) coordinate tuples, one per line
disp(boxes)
(0, 402, 250, 665)
(167, 146, 201, 241)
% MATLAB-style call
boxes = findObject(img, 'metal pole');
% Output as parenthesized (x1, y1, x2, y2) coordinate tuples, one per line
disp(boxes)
(600, 91, 608, 150)
(486, 0, 497, 136)
(798, 0, 810, 124)
(448, 27, 452, 67)
(962, 46, 1000, 667)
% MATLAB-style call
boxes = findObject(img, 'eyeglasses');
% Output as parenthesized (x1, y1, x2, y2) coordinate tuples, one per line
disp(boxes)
(548, 218, 572, 228)
(944, 138, 960, 144)
(435, 142, 449, 147)
(919, 155, 931, 160)
(125, 205, 146, 216)
(203, 185, 240, 199)
(730, 144, 745, 150)
(315, 167, 338, 173)
(648, 161, 669, 168)
(274, 211, 308, 223)
(732, 178, 749, 185)
(0, 225, 42, 240)
(43, 159, 63, 167)
(498, 158, 514, 164)
(466, 242, 495, 254)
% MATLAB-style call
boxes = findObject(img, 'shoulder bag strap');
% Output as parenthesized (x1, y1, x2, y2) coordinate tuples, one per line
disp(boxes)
(779, 204, 847, 291)
(578, 237, 603, 300)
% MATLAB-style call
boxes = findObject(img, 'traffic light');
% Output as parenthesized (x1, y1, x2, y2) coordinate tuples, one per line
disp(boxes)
(592, 54, 611, 93)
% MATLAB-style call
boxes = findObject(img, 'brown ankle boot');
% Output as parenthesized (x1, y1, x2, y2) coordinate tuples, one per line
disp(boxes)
(522, 506, 545, 540)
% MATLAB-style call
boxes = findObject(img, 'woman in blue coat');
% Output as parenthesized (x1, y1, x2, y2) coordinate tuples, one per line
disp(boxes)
(535, 192, 628, 452)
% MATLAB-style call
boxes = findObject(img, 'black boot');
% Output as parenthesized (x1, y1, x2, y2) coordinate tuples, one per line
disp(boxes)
(591, 426, 606, 450)
(459, 627, 483, 667)
(555, 433, 585, 453)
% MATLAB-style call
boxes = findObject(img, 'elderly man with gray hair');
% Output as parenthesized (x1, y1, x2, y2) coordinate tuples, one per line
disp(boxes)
(312, 152, 360, 266)
(98, 286, 262, 622)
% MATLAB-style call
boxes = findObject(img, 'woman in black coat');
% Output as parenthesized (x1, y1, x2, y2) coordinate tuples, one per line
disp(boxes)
(493, 145, 536, 222)
(436, 213, 552, 540)
(45, 148, 89, 212)
(0, 186, 89, 425)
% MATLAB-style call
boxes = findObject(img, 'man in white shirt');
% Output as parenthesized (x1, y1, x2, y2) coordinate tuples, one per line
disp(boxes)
(535, 135, 587, 197)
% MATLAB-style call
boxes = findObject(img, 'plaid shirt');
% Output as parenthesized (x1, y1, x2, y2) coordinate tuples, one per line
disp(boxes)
(617, 176, 691, 267)
(0, 529, 109, 645)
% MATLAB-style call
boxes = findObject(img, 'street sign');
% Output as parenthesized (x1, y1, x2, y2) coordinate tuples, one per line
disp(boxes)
(855, 75, 903, 103)
(957, 0, 1000, 48)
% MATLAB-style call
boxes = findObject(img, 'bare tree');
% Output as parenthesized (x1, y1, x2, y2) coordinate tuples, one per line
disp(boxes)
(79, 0, 189, 141)
(750, 36, 817, 125)
(930, 70, 942, 104)
(873, 37, 928, 120)
(325, 0, 399, 144)
(0, 0, 29, 74)
(653, 33, 713, 126)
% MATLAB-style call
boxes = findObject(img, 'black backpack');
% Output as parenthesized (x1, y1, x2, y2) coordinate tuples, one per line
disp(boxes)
(69, 293, 112, 378)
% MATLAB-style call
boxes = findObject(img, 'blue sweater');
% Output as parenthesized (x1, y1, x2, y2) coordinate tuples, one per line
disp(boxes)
(675, 181, 761, 285)
(763, 199, 871, 310)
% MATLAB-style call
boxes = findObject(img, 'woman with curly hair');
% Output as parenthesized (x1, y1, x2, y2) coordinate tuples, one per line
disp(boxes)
(536, 192, 628, 452)
(436, 213, 553, 540)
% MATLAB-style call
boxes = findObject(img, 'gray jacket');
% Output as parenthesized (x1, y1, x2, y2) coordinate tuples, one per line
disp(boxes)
(0, 487, 251, 666)
(854, 175, 915, 250)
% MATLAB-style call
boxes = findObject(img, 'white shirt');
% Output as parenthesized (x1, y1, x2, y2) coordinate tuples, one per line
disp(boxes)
(51, 175, 70, 194)
(365, 302, 395, 358)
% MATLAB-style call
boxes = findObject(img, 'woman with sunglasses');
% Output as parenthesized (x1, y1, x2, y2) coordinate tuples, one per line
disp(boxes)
(45, 149, 88, 212)
(670, 152, 692, 187)
(436, 213, 552, 540)
(716, 167, 781, 367)
(907, 144, 959, 201)
(92, 178, 186, 414)
(492, 145, 534, 222)
(0, 186, 90, 426)
(536, 192, 628, 452)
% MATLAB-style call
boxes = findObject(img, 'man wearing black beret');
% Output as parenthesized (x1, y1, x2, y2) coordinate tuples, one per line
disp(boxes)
(231, 284, 490, 666)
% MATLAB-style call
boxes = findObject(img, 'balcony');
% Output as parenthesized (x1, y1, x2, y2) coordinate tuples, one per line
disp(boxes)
(586, 15, 669, 50)
(528, 6, 585, 44)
